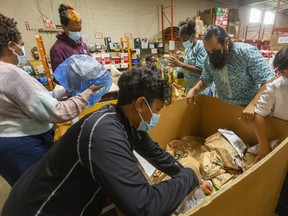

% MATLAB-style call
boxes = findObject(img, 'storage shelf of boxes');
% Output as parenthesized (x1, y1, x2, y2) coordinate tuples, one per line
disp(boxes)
(92, 52, 129, 70)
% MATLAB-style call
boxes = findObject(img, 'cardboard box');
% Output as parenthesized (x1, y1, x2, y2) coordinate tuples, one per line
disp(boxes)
(148, 96, 288, 216)
(92, 53, 102, 64)
(101, 53, 111, 65)
(120, 53, 129, 64)
(2, 96, 285, 214)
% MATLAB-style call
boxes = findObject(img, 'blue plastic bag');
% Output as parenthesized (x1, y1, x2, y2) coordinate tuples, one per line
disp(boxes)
(54, 54, 112, 106)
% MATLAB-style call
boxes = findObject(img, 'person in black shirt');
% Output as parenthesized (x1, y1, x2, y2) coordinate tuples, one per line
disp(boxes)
(2, 65, 209, 216)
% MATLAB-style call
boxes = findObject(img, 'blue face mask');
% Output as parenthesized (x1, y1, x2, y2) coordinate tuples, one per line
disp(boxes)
(68, 31, 82, 42)
(137, 99, 160, 131)
(13, 43, 26, 64)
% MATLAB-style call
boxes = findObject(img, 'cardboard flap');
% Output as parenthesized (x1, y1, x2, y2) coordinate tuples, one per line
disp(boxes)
(149, 96, 288, 148)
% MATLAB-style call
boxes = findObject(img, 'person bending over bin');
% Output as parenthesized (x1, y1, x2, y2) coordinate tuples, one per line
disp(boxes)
(2, 65, 212, 216)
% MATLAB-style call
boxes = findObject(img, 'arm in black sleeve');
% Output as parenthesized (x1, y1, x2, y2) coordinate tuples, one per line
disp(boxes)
(78, 118, 199, 216)
(135, 131, 184, 176)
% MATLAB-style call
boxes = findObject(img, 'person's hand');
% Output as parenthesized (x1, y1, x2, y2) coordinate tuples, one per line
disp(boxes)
(200, 180, 213, 195)
(88, 84, 103, 93)
(256, 144, 272, 160)
(240, 104, 255, 124)
(187, 165, 213, 195)
(186, 88, 196, 107)
(168, 55, 181, 67)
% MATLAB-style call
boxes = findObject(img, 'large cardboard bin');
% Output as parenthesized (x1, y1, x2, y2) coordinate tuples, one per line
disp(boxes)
(149, 96, 288, 216)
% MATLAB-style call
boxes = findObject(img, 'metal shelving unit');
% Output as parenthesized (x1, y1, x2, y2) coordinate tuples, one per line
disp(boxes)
(272, 0, 288, 35)
(161, 0, 174, 43)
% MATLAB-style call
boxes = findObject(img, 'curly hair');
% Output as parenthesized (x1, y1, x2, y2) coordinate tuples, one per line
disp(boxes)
(0, 14, 21, 55)
(117, 65, 172, 106)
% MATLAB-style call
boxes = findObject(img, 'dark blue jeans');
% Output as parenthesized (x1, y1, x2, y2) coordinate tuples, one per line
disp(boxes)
(0, 129, 54, 186)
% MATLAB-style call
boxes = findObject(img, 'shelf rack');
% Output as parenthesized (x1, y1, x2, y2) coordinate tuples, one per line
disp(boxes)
(35, 34, 55, 90)
(161, 0, 175, 43)
(120, 36, 132, 69)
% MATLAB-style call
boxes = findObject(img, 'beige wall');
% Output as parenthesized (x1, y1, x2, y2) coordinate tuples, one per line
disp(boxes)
(0, 0, 238, 61)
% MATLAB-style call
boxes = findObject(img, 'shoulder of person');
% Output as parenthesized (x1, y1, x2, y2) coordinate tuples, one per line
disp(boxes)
(264, 76, 287, 91)
(4, 63, 27, 76)
(232, 42, 259, 58)
(82, 105, 120, 128)
(235, 42, 258, 52)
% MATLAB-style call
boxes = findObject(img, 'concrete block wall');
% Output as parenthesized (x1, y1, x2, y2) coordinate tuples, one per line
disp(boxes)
(0, 0, 237, 61)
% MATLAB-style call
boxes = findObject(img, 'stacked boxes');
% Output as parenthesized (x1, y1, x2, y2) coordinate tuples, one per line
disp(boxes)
(213, 7, 229, 30)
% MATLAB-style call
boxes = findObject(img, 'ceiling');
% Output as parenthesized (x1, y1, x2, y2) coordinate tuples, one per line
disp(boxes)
(208, 0, 288, 13)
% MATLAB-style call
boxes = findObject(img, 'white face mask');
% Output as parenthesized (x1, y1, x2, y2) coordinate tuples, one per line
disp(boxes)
(13, 43, 26, 64)
(182, 36, 193, 49)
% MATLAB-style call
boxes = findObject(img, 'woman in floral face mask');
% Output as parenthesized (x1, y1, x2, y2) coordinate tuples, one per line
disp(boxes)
(168, 18, 214, 96)
(0, 13, 102, 186)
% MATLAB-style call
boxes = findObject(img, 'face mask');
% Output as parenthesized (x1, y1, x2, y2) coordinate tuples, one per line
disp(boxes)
(208, 48, 228, 69)
(13, 43, 26, 64)
(137, 99, 160, 131)
(282, 76, 288, 85)
(68, 31, 82, 42)
(182, 37, 193, 49)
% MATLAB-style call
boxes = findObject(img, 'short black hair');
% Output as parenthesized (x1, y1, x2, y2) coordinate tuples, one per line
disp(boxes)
(117, 65, 172, 106)
(0, 14, 21, 55)
(179, 18, 196, 38)
(273, 45, 288, 71)
(203, 25, 231, 45)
